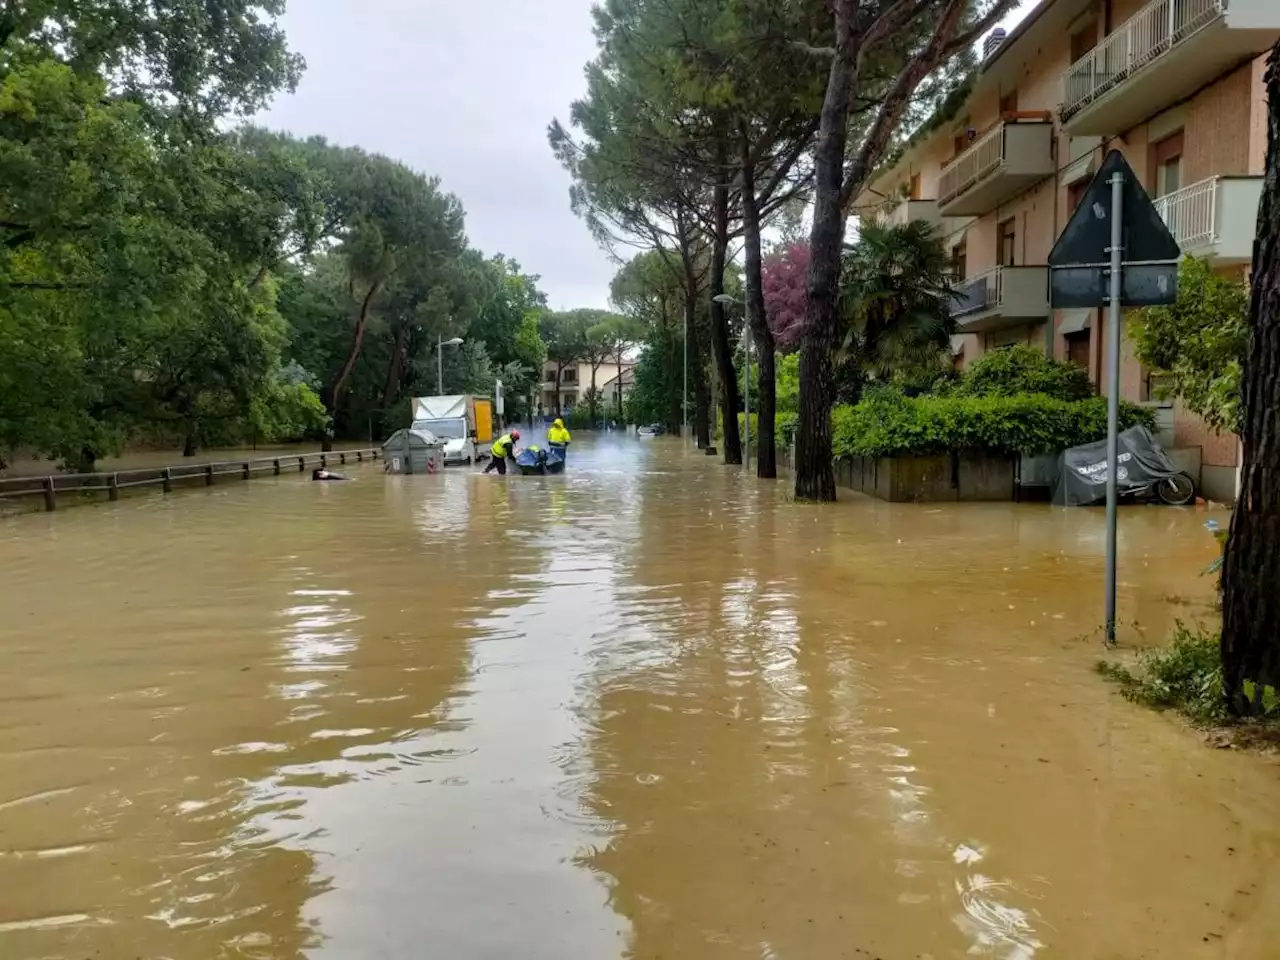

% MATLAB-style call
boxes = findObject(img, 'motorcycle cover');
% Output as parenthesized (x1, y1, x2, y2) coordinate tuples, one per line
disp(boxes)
(1052, 425, 1178, 506)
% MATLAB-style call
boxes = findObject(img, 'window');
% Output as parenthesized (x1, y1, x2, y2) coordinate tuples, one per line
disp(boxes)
(999, 218, 1017, 267)
(1070, 22, 1097, 63)
(951, 240, 967, 281)
(1067, 179, 1089, 215)
(1151, 131, 1184, 198)
(999, 90, 1018, 115)
(1066, 332, 1090, 370)
(909, 172, 922, 200)
(562, 368, 577, 383)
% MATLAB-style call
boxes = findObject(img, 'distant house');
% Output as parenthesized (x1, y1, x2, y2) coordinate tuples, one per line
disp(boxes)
(600, 366, 636, 406)
(540, 360, 635, 415)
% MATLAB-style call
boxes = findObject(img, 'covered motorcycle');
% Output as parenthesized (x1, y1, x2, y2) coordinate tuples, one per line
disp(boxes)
(514, 446, 565, 476)
(1052, 425, 1194, 506)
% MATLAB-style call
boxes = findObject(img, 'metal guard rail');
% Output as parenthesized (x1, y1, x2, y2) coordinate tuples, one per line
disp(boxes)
(0, 448, 381, 512)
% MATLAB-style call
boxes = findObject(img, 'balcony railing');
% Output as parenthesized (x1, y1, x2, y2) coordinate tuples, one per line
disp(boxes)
(950, 266, 1051, 331)
(1063, 0, 1226, 120)
(953, 267, 1005, 316)
(1153, 177, 1218, 250)
(939, 125, 1006, 208)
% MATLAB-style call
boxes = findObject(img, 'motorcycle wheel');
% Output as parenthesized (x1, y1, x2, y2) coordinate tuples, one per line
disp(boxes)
(1156, 472, 1196, 506)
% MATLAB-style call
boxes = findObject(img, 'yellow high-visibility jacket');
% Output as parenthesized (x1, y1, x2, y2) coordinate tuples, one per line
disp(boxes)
(492, 434, 516, 458)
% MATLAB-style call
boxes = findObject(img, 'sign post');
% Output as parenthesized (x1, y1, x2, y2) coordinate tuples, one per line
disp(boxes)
(1104, 169, 1124, 641)
(1048, 150, 1180, 644)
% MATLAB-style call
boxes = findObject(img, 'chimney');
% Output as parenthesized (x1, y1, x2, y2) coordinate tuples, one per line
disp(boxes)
(983, 27, 1007, 59)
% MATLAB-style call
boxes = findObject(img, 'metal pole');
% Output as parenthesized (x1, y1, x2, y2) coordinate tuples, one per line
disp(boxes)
(683, 312, 689, 440)
(1105, 169, 1124, 644)
(437, 334, 443, 395)
(743, 333, 751, 469)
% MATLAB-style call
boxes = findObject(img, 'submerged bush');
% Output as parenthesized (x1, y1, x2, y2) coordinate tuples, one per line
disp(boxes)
(830, 391, 1156, 460)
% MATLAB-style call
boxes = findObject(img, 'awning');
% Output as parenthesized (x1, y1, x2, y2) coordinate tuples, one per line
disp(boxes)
(1059, 309, 1093, 335)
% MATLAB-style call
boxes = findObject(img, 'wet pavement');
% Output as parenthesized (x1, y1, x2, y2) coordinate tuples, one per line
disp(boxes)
(1, 434, 1277, 958)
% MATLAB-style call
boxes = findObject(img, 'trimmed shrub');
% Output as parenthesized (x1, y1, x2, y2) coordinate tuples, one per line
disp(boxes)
(952, 344, 1094, 401)
(831, 391, 1156, 459)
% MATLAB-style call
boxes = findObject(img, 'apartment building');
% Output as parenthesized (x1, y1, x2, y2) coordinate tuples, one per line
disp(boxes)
(540, 360, 634, 416)
(857, 0, 1279, 500)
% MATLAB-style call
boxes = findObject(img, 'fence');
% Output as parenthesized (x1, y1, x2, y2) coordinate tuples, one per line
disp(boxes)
(0, 448, 381, 512)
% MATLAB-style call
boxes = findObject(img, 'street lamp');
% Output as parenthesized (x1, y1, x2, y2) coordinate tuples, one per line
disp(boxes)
(712, 294, 749, 467)
(437, 335, 463, 395)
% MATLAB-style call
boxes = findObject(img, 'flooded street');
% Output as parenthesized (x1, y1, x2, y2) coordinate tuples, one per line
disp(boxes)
(1, 435, 1278, 959)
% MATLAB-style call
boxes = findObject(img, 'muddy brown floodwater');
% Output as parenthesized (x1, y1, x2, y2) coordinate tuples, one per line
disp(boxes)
(1, 435, 1278, 959)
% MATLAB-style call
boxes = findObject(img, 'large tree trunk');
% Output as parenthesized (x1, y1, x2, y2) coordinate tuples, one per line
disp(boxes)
(691, 318, 712, 447)
(1220, 41, 1280, 716)
(708, 149, 742, 465)
(381, 322, 410, 405)
(553, 367, 563, 417)
(330, 279, 382, 419)
(616, 344, 625, 420)
(795, 21, 855, 502)
(740, 133, 777, 480)
(679, 236, 712, 447)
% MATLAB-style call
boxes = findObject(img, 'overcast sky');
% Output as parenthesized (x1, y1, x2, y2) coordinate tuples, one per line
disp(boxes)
(261, 0, 612, 311)
(261, 1, 1032, 313)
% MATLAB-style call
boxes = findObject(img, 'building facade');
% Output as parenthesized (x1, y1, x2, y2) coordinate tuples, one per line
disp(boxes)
(857, 0, 1278, 500)
(540, 360, 634, 417)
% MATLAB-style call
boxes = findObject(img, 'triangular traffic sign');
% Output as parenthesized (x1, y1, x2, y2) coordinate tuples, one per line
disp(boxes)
(1049, 149, 1181, 267)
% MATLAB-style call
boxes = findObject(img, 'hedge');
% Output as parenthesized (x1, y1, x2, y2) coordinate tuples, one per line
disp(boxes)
(831, 392, 1157, 460)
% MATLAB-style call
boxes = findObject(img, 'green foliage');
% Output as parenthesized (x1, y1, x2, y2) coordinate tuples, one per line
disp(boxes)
(0, 0, 302, 117)
(1096, 624, 1230, 725)
(777, 413, 799, 447)
(565, 407, 596, 430)
(830, 391, 1157, 459)
(0, 29, 567, 466)
(775, 353, 800, 415)
(1129, 255, 1248, 432)
(836, 220, 959, 402)
(249, 364, 329, 443)
(952, 344, 1093, 401)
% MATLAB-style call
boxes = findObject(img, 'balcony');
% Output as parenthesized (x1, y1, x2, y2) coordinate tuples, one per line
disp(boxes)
(937, 121, 1055, 217)
(1062, 0, 1280, 135)
(1154, 175, 1263, 264)
(883, 199, 942, 230)
(951, 266, 1051, 333)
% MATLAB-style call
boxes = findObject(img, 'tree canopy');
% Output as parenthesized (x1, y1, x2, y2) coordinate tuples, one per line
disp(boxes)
(1130, 255, 1248, 433)
(0, 3, 563, 470)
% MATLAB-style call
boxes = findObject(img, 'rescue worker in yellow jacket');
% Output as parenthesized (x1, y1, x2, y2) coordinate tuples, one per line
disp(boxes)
(483, 429, 520, 475)
(547, 418, 571, 463)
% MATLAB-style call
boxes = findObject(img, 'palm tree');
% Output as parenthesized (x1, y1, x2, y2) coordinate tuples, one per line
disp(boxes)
(834, 219, 958, 403)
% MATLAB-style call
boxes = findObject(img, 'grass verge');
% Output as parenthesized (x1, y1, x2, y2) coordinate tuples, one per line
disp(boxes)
(1096, 622, 1280, 747)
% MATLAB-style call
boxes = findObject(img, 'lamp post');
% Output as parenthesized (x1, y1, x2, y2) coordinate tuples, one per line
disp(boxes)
(437, 335, 463, 395)
(712, 294, 749, 467)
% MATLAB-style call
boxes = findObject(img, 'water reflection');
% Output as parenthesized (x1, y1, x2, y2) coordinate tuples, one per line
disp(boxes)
(1, 438, 1278, 959)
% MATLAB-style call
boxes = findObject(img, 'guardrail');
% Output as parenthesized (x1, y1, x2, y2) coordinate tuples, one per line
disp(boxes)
(0, 448, 381, 512)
